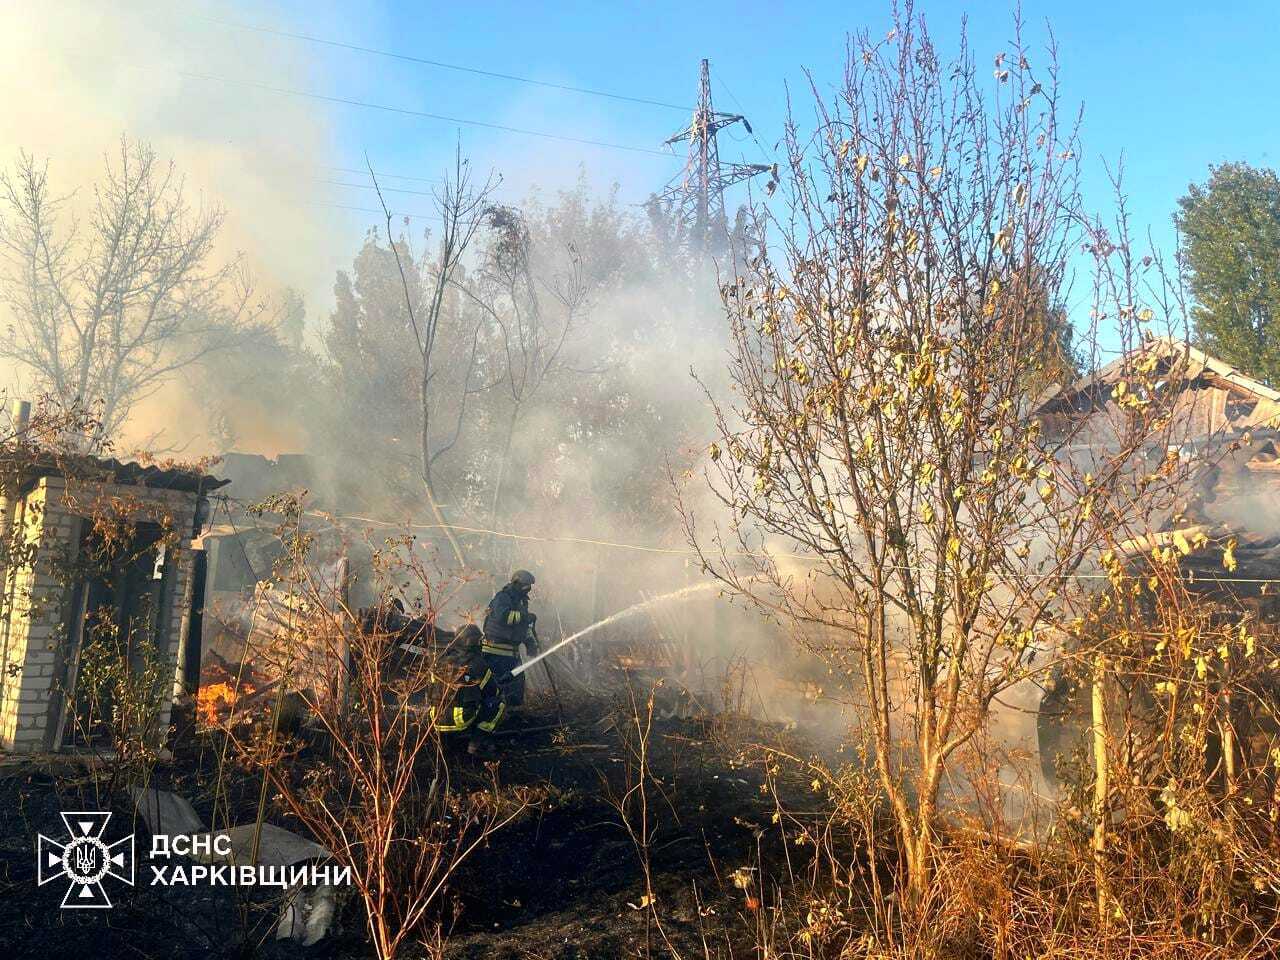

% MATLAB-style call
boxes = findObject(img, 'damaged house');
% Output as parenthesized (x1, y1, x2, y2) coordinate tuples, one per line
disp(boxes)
(0, 432, 225, 753)
(1030, 338, 1280, 787)
(1034, 337, 1280, 597)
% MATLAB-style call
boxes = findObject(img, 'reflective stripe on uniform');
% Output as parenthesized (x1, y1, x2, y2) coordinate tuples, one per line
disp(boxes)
(506, 611, 522, 625)
(482, 642, 517, 656)
(477, 702, 506, 733)
(431, 704, 474, 732)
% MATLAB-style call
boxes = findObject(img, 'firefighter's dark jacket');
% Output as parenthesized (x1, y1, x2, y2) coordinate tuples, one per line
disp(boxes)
(355, 605, 505, 733)
(482, 583, 536, 656)
(433, 645, 505, 733)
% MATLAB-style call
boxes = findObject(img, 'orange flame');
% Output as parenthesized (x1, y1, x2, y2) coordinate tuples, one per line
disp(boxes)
(197, 679, 256, 727)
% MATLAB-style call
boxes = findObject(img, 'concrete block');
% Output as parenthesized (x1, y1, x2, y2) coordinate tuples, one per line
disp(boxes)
(191, 823, 329, 868)
(130, 786, 205, 836)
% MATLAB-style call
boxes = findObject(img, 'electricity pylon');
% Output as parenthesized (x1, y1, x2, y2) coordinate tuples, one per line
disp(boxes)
(655, 59, 770, 256)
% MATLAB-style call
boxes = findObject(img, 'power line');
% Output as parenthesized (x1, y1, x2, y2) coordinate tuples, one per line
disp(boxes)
(198, 15, 693, 113)
(716, 74, 777, 165)
(314, 177, 438, 197)
(312, 178, 644, 210)
(181, 72, 680, 159)
(312, 201, 471, 223)
(322, 165, 440, 185)
(312, 201, 439, 221)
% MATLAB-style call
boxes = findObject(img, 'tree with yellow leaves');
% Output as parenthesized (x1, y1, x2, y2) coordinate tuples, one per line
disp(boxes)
(683, 4, 1193, 921)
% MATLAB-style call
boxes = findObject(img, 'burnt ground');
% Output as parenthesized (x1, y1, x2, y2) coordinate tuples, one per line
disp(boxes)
(442, 694, 818, 959)
(0, 692, 825, 959)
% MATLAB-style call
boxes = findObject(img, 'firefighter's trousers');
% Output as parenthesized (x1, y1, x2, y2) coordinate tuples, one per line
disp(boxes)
(481, 647, 526, 707)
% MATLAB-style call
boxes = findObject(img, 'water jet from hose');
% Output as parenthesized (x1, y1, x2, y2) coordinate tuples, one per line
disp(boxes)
(510, 582, 716, 677)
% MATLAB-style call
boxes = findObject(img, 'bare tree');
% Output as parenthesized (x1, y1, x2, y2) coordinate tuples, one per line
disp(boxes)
(372, 146, 499, 569)
(471, 204, 585, 542)
(0, 138, 269, 446)
(683, 9, 1189, 911)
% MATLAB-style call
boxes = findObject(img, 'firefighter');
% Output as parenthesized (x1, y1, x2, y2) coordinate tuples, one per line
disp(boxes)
(481, 569, 538, 707)
(431, 624, 507, 750)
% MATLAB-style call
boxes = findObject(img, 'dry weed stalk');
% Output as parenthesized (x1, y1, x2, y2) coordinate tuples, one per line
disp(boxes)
(218, 496, 527, 959)
(601, 678, 689, 958)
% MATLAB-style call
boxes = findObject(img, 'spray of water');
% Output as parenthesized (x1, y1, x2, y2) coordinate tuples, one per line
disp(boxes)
(511, 582, 717, 677)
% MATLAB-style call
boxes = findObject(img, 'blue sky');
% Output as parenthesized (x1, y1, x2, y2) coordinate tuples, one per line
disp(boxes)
(215, 0, 1277, 231)
(10, 0, 1279, 335)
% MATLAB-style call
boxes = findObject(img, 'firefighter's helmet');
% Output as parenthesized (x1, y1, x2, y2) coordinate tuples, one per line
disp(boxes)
(510, 569, 536, 589)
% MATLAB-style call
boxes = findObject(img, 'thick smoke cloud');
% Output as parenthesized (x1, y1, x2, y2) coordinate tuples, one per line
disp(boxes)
(0, 0, 342, 451)
(1, 2, 842, 739)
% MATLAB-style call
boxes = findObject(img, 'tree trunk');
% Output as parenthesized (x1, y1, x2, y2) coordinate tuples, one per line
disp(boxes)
(906, 829, 933, 907)
(1092, 654, 1110, 921)
(421, 379, 467, 569)
(423, 475, 466, 570)
(906, 757, 939, 908)
(488, 403, 521, 562)
(419, 419, 465, 576)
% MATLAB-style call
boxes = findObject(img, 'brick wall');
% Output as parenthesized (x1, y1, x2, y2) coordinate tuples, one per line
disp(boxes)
(0, 476, 200, 753)
(0, 480, 59, 751)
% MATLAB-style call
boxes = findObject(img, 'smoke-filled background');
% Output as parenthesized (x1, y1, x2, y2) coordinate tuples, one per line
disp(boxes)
(0, 0, 721, 512)
(0, 2, 332, 436)
(10, 2, 1273, 752)
(0, 0, 850, 731)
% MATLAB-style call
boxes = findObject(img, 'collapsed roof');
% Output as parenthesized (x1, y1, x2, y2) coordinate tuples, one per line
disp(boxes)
(1036, 338, 1280, 600)
(1035, 336, 1280, 434)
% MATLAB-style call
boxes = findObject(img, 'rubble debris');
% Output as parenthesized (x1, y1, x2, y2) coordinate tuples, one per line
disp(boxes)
(120, 785, 342, 945)
(277, 879, 339, 946)
(190, 821, 340, 946)
(130, 786, 204, 837)
(188, 822, 330, 868)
